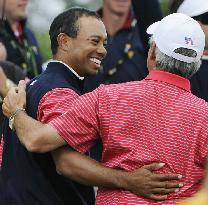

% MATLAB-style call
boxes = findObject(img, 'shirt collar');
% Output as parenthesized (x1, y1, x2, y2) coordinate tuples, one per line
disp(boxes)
(145, 70, 191, 92)
(122, 12, 132, 29)
(49, 60, 84, 80)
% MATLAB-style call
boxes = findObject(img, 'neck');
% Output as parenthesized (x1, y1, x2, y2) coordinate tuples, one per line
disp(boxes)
(7, 18, 20, 32)
(53, 55, 78, 73)
(53, 55, 70, 68)
(52, 57, 84, 80)
(102, 7, 128, 36)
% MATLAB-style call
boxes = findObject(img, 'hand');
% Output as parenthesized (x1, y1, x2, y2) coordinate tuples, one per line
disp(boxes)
(2, 80, 26, 118)
(0, 66, 8, 97)
(0, 42, 7, 61)
(122, 163, 183, 201)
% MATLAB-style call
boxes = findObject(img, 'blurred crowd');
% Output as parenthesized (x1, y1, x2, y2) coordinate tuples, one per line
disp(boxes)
(0, 0, 207, 205)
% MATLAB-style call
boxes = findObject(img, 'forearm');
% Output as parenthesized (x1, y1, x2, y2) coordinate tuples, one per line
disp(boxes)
(14, 111, 46, 152)
(52, 147, 183, 200)
(13, 111, 66, 153)
(52, 147, 128, 189)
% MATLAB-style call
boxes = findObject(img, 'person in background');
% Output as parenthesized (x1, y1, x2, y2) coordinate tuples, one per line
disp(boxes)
(0, 0, 42, 79)
(170, 0, 208, 102)
(0, 8, 182, 205)
(3, 13, 205, 204)
(0, 41, 26, 162)
(0, 42, 26, 98)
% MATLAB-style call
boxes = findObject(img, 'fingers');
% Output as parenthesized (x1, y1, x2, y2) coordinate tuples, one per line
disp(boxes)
(17, 80, 26, 108)
(2, 98, 11, 118)
(142, 163, 165, 171)
(143, 163, 182, 180)
(154, 173, 182, 181)
(2, 83, 25, 116)
(9, 87, 18, 94)
(152, 188, 179, 195)
(148, 194, 167, 201)
(18, 80, 26, 92)
(152, 181, 183, 189)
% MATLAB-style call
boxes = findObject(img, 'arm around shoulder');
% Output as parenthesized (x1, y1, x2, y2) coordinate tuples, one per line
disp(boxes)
(13, 111, 66, 153)
(52, 146, 183, 201)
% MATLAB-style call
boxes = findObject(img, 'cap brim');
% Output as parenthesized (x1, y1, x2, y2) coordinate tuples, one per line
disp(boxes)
(146, 21, 160, 35)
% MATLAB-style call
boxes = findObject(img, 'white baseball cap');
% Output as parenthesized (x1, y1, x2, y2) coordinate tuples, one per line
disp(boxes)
(177, 0, 208, 17)
(147, 13, 205, 63)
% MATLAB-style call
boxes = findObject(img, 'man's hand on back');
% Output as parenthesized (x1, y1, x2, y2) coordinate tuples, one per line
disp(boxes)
(122, 163, 183, 201)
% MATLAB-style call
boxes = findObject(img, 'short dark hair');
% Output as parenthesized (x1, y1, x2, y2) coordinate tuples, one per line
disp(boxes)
(49, 7, 101, 55)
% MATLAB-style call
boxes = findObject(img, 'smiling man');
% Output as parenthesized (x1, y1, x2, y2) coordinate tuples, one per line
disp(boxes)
(0, 7, 107, 205)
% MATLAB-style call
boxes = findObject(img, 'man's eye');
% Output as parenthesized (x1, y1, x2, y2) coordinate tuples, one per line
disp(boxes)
(92, 39, 99, 45)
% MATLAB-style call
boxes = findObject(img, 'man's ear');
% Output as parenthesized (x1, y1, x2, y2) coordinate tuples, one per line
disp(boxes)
(147, 42, 157, 71)
(57, 33, 71, 52)
(149, 42, 156, 61)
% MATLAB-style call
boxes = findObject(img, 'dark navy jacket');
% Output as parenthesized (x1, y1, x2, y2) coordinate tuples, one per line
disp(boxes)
(0, 62, 94, 205)
(191, 59, 208, 102)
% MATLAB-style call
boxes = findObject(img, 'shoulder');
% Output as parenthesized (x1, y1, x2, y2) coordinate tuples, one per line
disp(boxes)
(43, 88, 79, 99)
(39, 87, 79, 105)
(97, 81, 140, 97)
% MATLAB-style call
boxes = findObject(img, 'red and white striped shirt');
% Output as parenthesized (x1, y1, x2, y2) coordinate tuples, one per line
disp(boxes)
(37, 88, 79, 123)
(50, 70, 208, 204)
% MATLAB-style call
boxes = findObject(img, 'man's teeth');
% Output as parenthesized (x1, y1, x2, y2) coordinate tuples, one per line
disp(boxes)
(90, 58, 101, 65)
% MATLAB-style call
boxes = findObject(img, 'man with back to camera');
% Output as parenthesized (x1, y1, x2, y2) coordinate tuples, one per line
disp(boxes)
(0, 7, 182, 205)
(3, 13, 206, 204)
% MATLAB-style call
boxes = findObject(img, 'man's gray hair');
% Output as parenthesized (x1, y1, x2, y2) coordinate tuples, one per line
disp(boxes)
(150, 37, 201, 79)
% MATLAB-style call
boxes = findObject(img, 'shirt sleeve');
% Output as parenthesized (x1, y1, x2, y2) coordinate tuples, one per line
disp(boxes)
(49, 86, 101, 154)
(37, 88, 79, 123)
